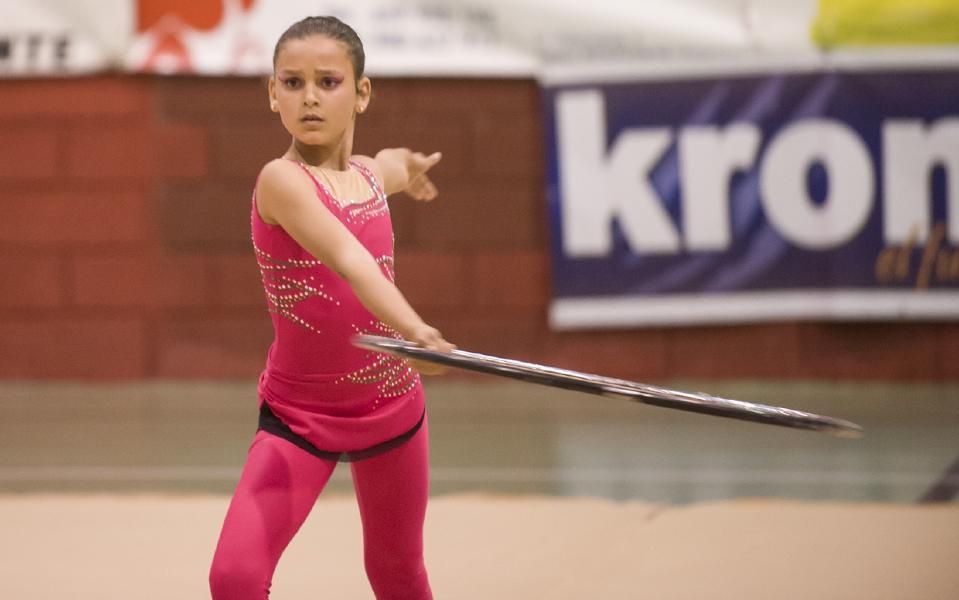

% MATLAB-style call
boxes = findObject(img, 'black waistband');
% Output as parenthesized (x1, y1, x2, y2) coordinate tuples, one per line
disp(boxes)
(257, 402, 425, 463)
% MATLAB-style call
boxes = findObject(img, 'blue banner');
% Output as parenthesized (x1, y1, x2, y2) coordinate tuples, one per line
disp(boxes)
(543, 61, 959, 327)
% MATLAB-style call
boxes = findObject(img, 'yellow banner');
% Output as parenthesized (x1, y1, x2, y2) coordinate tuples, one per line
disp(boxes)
(813, 0, 959, 47)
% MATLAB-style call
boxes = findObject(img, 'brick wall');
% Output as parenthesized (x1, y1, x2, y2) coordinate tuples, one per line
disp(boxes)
(0, 75, 955, 380)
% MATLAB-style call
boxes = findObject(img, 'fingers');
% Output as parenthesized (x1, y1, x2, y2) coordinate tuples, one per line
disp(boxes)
(410, 325, 455, 353)
(407, 174, 438, 201)
(405, 328, 453, 375)
(404, 151, 442, 201)
(422, 334, 456, 354)
(406, 172, 438, 201)
(407, 358, 447, 376)
(409, 151, 442, 176)
(421, 151, 442, 168)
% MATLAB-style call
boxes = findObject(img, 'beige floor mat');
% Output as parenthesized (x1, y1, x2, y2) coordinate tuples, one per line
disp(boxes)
(1, 493, 957, 599)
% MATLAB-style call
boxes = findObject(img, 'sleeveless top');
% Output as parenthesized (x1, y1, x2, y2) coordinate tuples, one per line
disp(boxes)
(251, 159, 424, 453)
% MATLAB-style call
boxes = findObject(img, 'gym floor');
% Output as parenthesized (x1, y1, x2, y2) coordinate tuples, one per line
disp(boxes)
(2, 379, 958, 599)
(2, 379, 956, 503)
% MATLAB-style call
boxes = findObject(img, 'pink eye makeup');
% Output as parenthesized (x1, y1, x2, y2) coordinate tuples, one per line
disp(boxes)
(320, 75, 344, 88)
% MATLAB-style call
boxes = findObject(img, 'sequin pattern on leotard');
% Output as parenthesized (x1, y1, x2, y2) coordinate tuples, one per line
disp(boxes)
(254, 248, 340, 334)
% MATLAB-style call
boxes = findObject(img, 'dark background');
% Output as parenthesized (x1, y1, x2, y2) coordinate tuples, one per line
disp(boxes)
(0, 76, 955, 380)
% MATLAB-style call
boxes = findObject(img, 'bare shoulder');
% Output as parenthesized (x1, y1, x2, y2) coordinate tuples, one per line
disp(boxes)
(255, 159, 316, 223)
(350, 154, 385, 186)
(258, 159, 308, 191)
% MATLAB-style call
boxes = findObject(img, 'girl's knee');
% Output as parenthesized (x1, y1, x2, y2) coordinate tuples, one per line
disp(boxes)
(209, 555, 269, 600)
(365, 552, 431, 600)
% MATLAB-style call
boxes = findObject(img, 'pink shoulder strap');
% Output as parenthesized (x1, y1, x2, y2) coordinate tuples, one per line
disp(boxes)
(284, 158, 340, 212)
(349, 159, 389, 204)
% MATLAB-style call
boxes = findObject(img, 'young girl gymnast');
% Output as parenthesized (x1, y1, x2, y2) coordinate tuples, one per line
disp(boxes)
(209, 16, 454, 600)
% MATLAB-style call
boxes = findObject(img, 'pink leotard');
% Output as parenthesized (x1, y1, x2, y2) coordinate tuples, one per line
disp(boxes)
(251, 159, 423, 453)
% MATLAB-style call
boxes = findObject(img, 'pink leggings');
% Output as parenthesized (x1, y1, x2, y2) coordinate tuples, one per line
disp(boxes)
(209, 421, 432, 599)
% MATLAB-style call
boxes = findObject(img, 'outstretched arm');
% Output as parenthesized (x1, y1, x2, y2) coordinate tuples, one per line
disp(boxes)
(355, 148, 442, 199)
(255, 159, 453, 353)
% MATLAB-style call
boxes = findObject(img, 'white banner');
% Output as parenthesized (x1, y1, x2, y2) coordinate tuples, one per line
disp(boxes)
(0, 0, 133, 75)
(0, 0, 816, 77)
(124, 0, 821, 76)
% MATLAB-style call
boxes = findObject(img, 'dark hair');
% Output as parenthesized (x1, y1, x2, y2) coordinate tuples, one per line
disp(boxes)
(272, 16, 365, 80)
